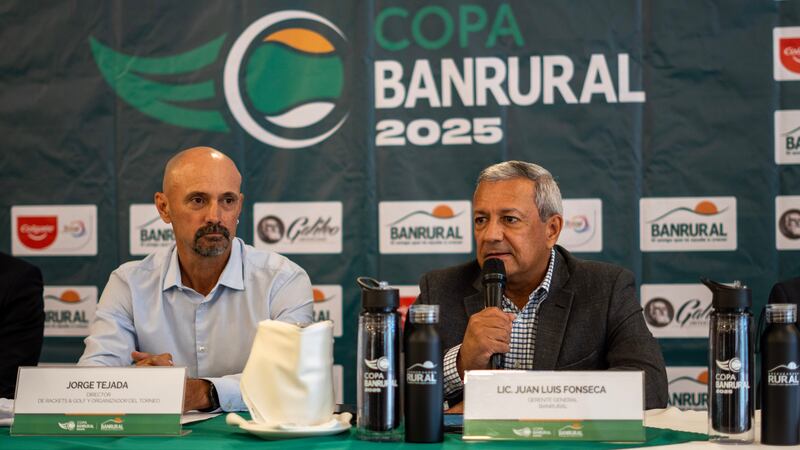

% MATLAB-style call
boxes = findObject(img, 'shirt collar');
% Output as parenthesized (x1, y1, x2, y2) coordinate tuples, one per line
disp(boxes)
(162, 238, 245, 292)
(502, 247, 557, 309)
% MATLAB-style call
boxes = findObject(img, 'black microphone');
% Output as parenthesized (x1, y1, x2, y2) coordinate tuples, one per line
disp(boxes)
(482, 258, 506, 370)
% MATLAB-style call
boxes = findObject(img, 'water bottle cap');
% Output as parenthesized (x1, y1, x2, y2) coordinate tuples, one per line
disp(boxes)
(701, 277, 752, 310)
(409, 304, 439, 324)
(357, 277, 399, 310)
(766, 303, 797, 323)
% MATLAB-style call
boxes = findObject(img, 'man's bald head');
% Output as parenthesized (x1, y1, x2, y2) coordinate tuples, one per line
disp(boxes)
(162, 147, 242, 194)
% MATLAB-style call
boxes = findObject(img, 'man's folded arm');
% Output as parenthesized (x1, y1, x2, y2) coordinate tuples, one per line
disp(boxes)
(267, 264, 314, 324)
(605, 268, 669, 409)
(78, 271, 137, 366)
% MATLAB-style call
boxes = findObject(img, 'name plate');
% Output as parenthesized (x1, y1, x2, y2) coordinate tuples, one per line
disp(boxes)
(12, 366, 186, 436)
(464, 370, 644, 441)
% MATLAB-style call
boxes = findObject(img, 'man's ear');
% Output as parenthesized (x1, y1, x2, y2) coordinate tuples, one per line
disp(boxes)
(154, 192, 172, 224)
(545, 214, 563, 247)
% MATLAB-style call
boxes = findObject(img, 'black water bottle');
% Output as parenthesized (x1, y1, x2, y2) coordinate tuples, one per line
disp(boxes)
(356, 277, 402, 441)
(404, 304, 443, 443)
(760, 303, 800, 446)
(702, 278, 754, 443)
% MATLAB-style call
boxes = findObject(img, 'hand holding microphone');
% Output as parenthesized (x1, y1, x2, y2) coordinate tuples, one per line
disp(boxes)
(456, 258, 514, 379)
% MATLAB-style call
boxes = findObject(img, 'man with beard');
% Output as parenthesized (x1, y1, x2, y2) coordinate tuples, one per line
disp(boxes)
(79, 147, 313, 412)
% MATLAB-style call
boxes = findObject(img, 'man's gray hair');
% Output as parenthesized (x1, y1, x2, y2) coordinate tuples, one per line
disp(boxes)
(476, 160, 563, 220)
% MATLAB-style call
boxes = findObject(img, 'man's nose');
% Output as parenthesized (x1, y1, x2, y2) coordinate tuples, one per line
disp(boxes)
(205, 200, 222, 223)
(483, 218, 504, 242)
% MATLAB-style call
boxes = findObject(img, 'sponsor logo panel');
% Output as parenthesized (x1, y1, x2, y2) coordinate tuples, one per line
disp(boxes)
(43, 286, 98, 337)
(12, 205, 97, 256)
(312, 285, 342, 337)
(776, 195, 800, 249)
(129, 204, 174, 255)
(666, 366, 708, 411)
(379, 201, 472, 254)
(774, 27, 800, 81)
(639, 197, 737, 251)
(774, 110, 800, 164)
(558, 199, 602, 253)
(253, 202, 342, 254)
(641, 284, 711, 338)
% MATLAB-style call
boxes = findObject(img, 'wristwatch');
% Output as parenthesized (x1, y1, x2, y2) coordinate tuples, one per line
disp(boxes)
(201, 381, 220, 412)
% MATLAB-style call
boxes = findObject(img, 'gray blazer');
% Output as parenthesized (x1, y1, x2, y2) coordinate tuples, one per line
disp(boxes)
(416, 245, 668, 410)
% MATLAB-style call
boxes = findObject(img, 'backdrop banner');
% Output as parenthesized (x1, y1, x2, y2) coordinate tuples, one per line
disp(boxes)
(1, 0, 798, 405)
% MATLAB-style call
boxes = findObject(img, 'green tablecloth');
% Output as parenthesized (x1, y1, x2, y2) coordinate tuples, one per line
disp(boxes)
(1, 415, 707, 449)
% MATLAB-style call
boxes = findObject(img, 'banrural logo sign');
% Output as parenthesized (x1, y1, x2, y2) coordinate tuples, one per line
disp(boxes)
(91, 10, 348, 149)
(639, 197, 737, 251)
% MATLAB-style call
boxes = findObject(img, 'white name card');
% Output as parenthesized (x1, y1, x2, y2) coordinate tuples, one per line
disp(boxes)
(12, 366, 186, 436)
(464, 370, 644, 441)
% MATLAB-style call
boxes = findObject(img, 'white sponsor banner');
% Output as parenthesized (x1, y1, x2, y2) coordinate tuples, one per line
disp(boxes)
(12, 205, 97, 256)
(43, 286, 98, 337)
(253, 202, 342, 254)
(558, 199, 602, 253)
(776, 195, 800, 249)
(639, 197, 737, 251)
(333, 364, 343, 405)
(774, 110, 800, 164)
(774, 27, 800, 81)
(640, 284, 711, 338)
(312, 285, 342, 338)
(666, 366, 708, 411)
(129, 204, 174, 255)
(379, 201, 472, 254)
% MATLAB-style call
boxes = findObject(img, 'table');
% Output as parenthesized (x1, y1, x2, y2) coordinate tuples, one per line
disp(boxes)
(0, 408, 715, 450)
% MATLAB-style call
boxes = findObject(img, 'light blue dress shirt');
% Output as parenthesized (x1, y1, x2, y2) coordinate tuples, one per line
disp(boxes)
(78, 237, 313, 411)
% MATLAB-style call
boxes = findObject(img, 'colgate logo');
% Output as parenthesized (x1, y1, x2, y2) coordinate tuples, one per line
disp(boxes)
(17, 216, 58, 249)
(780, 38, 800, 74)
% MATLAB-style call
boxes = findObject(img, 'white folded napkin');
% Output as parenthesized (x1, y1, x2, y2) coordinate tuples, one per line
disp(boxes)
(240, 320, 335, 427)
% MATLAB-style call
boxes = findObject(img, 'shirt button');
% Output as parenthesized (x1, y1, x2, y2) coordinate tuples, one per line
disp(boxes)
(198, 346, 207, 353)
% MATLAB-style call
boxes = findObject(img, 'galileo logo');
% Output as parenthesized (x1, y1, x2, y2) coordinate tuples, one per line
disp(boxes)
(774, 110, 800, 164)
(641, 284, 711, 338)
(642, 297, 673, 328)
(767, 361, 800, 386)
(558, 199, 602, 253)
(312, 285, 342, 337)
(130, 204, 175, 255)
(12, 205, 98, 256)
(557, 423, 584, 438)
(640, 197, 736, 251)
(100, 417, 125, 432)
(90, 10, 348, 149)
(379, 201, 472, 254)
(775, 27, 800, 80)
(666, 367, 708, 411)
(43, 286, 98, 337)
(253, 202, 342, 254)
(776, 196, 800, 249)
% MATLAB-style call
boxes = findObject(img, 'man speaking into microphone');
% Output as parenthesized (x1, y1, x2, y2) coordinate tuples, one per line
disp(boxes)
(415, 161, 667, 410)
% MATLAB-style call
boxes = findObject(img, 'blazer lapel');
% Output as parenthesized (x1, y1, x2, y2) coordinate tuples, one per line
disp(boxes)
(533, 250, 574, 370)
(463, 275, 484, 317)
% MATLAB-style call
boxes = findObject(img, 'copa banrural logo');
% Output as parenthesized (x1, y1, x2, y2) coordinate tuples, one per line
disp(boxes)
(91, 5, 645, 149)
(90, 10, 348, 149)
(374, 4, 646, 147)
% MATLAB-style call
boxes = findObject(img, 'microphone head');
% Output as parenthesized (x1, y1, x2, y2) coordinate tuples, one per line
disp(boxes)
(482, 258, 506, 286)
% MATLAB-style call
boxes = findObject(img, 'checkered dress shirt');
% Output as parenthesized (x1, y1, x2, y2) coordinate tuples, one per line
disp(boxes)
(442, 248, 556, 398)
